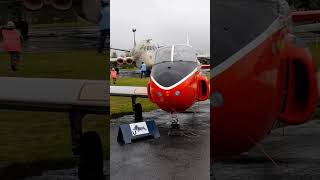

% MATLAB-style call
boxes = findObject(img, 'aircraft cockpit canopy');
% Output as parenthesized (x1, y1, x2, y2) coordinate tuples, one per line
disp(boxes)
(155, 45, 197, 64)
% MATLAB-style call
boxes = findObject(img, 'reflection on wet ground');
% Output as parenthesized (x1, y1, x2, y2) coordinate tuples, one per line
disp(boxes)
(24, 161, 109, 180)
(1, 26, 106, 53)
(25, 26, 101, 52)
(110, 100, 210, 180)
(117, 69, 140, 78)
(213, 120, 320, 180)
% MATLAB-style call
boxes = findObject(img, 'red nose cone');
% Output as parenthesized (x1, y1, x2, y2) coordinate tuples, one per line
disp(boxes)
(149, 71, 198, 112)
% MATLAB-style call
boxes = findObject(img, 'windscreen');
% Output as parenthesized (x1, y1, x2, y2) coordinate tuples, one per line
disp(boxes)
(173, 45, 197, 62)
(155, 45, 197, 64)
(155, 46, 171, 63)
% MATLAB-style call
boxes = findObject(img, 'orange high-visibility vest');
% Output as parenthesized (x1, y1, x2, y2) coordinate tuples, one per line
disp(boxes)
(1, 29, 22, 53)
(111, 70, 117, 79)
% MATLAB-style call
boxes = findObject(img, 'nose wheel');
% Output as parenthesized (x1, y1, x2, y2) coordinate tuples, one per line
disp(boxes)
(168, 113, 183, 136)
(170, 113, 180, 129)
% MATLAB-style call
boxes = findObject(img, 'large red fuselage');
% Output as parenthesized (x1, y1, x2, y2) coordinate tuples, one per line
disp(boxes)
(211, 6, 318, 157)
(147, 61, 209, 113)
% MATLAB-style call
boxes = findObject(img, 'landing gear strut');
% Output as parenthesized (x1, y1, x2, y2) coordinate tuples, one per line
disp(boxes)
(170, 113, 180, 129)
(168, 113, 183, 136)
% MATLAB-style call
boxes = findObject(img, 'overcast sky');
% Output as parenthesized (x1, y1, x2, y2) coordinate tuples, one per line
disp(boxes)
(110, 0, 210, 55)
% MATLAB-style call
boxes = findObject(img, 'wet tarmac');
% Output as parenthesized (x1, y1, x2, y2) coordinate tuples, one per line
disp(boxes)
(110, 100, 210, 180)
(23, 162, 110, 180)
(1, 26, 106, 53)
(117, 69, 140, 78)
(25, 26, 104, 52)
(212, 120, 320, 180)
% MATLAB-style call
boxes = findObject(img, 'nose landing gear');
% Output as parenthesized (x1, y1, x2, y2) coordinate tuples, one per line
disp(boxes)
(168, 113, 183, 136)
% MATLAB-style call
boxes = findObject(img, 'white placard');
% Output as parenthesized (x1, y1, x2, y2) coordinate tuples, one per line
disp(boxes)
(129, 122, 149, 136)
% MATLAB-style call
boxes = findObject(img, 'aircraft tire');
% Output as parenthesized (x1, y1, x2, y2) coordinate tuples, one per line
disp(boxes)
(78, 131, 104, 180)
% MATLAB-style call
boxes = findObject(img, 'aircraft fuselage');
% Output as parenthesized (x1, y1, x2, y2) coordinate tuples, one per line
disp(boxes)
(211, 0, 318, 157)
(148, 45, 210, 113)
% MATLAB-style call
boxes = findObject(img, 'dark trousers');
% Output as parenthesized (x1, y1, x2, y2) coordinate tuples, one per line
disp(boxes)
(9, 52, 20, 71)
(141, 71, 146, 78)
(97, 29, 108, 53)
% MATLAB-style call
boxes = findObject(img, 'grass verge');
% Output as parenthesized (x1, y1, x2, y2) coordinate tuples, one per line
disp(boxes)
(110, 77, 157, 118)
(0, 50, 108, 179)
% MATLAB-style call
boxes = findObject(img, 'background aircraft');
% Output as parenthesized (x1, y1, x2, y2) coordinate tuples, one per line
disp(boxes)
(110, 39, 158, 72)
(110, 36, 210, 74)
(0, 0, 106, 38)
(212, 0, 320, 158)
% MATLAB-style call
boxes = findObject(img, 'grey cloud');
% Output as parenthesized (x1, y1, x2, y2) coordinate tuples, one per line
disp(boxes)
(111, 0, 210, 54)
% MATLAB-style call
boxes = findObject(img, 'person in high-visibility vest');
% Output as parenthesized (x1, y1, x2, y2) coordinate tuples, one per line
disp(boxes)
(1, 21, 23, 71)
(110, 68, 117, 84)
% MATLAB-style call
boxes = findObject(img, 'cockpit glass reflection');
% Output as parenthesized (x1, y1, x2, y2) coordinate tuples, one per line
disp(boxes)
(155, 45, 197, 64)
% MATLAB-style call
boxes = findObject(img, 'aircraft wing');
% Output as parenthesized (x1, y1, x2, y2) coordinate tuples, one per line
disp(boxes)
(110, 86, 148, 98)
(0, 77, 108, 114)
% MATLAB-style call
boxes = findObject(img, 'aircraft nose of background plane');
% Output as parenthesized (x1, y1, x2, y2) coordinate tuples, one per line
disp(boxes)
(151, 61, 197, 87)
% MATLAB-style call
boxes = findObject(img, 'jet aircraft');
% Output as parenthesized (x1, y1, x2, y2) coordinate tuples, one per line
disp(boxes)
(111, 39, 158, 73)
(111, 44, 210, 129)
(0, 0, 107, 38)
(147, 44, 210, 127)
(111, 36, 210, 74)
